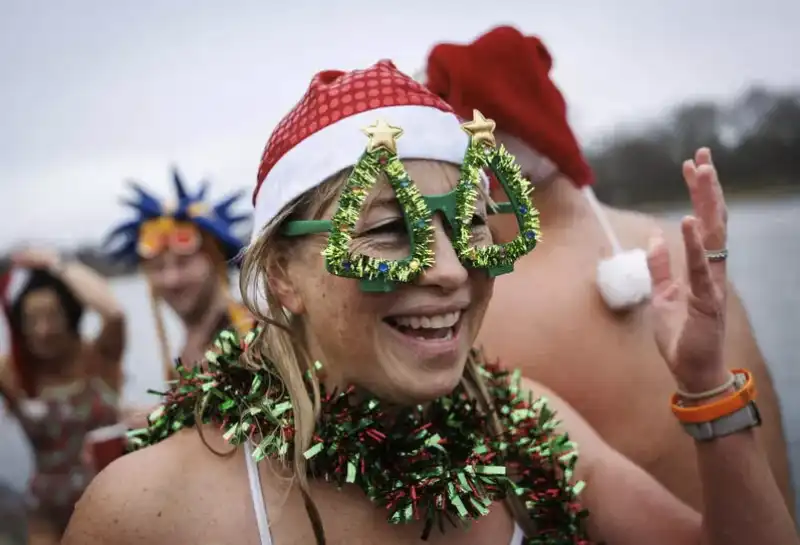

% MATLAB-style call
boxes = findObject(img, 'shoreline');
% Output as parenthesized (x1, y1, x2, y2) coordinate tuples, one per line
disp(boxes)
(630, 185, 799, 214)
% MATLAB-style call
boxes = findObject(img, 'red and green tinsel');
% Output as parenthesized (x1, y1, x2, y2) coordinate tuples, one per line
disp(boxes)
(128, 328, 594, 544)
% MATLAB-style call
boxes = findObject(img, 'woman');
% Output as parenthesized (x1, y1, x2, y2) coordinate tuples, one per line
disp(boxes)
(0, 248, 127, 544)
(63, 61, 796, 545)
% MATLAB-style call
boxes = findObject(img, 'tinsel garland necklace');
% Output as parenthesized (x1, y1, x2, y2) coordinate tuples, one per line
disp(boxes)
(129, 328, 595, 545)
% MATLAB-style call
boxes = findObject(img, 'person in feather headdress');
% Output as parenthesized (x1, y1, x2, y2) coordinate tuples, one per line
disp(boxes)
(105, 168, 253, 383)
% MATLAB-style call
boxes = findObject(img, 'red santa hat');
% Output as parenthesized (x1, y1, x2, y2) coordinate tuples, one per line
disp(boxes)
(252, 60, 481, 240)
(416, 26, 652, 311)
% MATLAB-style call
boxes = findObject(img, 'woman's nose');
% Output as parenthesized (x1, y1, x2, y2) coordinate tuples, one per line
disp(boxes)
(416, 217, 469, 291)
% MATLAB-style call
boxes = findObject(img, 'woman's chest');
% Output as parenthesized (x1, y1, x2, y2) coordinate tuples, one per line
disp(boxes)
(176, 477, 520, 545)
(21, 384, 113, 434)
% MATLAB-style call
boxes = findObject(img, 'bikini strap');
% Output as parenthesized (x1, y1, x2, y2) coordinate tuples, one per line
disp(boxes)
(244, 440, 521, 545)
(511, 522, 524, 544)
(243, 442, 273, 545)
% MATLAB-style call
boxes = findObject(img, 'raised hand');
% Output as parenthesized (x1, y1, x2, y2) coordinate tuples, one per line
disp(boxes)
(11, 247, 61, 271)
(646, 148, 730, 393)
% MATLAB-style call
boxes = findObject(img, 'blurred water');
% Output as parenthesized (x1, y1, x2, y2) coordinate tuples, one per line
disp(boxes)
(0, 195, 798, 514)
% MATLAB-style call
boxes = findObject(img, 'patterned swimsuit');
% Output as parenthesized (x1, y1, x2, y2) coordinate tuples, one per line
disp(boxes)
(16, 378, 118, 533)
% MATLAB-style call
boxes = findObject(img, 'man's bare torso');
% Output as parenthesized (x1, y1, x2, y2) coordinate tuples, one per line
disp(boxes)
(479, 205, 792, 511)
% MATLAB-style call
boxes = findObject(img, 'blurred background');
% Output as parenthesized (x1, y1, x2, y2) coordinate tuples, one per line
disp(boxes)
(0, 0, 798, 525)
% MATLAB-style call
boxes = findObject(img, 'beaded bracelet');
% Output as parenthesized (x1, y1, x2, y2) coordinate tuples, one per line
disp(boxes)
(675, 372, 736, 401)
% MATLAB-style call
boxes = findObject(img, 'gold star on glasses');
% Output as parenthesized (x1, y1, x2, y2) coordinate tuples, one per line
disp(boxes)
(460, 109, 497, 148)
(362, 119, 404, 154)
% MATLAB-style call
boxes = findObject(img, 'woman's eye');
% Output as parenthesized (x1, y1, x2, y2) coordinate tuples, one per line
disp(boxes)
(471, 214, 487, 226)
(363, 220, 406, 237)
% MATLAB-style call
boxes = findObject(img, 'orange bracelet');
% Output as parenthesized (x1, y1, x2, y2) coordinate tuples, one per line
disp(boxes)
(670, 369, 757, 424)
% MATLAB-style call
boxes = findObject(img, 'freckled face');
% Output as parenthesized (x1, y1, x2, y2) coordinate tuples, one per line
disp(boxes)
(282, 160, 495, 404)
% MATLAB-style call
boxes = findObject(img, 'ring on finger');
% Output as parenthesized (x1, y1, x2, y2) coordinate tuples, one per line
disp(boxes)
(705, 248, 728, 262)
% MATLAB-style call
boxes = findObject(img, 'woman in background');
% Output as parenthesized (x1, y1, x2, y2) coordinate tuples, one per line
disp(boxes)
(0, 248, 126, 545)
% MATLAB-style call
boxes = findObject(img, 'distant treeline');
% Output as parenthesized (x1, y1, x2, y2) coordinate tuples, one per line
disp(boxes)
(2, 85, 799, 278)
(588, 85, 800, 206)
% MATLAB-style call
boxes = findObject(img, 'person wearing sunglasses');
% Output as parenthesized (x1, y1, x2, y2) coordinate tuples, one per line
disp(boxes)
(105, 169, 252, 388)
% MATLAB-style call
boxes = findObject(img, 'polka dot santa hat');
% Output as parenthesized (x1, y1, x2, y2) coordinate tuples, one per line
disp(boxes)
(252, 59, 479, 240)
(415, 26, 652, 311)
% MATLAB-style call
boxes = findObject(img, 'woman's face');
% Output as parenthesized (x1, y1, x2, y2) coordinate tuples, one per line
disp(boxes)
(21, 288, 72, 360)
(273, 160, 495, 405)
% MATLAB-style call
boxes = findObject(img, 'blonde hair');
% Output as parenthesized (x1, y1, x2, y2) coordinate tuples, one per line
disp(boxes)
(237, 163, 535, 543)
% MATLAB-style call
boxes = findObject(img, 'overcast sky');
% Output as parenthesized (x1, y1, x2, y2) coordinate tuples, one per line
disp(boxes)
(1, 0, 798, 248)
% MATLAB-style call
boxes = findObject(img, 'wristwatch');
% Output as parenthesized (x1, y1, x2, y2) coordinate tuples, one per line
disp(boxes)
(682, 401, 762, 441)
(672, 370, 762, 442)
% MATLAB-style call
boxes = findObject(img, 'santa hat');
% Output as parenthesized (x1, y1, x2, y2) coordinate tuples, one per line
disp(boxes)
(416, 26, 652, 311)
(252, 60, 475, 240)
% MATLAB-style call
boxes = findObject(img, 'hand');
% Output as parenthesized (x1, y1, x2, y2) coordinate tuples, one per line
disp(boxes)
(647, 148, 729, 393)
(11, 248, 62, 271)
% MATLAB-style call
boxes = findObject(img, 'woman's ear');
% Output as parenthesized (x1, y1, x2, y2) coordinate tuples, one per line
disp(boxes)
(266, 252, 305, 315)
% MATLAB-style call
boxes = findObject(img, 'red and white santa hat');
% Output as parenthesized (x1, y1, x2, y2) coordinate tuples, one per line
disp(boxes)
(252, 60, 482, 241)
(416, 26, 652, 310)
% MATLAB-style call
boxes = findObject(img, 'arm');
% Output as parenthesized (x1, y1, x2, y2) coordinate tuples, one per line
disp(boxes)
(665, 228, 794, 514)
(14, 249, 127, 390)
(722, 284, 794, 514)
(58, 259, 127, 391)
(526, 379, 797, 545)
(568, 148, 797, 545)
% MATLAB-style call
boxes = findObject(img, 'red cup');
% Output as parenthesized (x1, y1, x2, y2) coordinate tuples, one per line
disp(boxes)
(85, 423, 128, 471)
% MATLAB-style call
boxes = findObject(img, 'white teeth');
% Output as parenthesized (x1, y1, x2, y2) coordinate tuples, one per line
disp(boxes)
(413, 328, 453, 341)
(393, 311, 461, 329)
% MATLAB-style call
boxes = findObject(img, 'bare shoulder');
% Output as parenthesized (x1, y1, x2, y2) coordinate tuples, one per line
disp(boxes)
(62, 431, 197, 545)
(604, 204, 680, 246)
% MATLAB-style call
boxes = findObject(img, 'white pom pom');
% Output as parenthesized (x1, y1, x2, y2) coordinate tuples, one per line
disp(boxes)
(596, 249, 652, 311)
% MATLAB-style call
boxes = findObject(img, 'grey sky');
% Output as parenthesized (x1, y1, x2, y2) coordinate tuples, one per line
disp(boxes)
(1, 0, 798, 248)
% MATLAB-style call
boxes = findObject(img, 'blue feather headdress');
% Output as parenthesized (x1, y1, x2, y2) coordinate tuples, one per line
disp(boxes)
(105, 168, 250, 267)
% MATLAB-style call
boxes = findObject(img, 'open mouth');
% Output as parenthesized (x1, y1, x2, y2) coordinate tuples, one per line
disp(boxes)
(384, 311, 462, 342)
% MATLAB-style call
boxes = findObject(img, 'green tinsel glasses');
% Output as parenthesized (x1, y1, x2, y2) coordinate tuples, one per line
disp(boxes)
(282, 111, 541, 293)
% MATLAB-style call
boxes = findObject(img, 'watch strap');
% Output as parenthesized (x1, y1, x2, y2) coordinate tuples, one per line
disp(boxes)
(682, 401, 762, 441)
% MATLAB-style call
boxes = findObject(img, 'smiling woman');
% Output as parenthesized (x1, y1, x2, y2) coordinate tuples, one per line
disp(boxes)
(62, 60, 798, 545)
